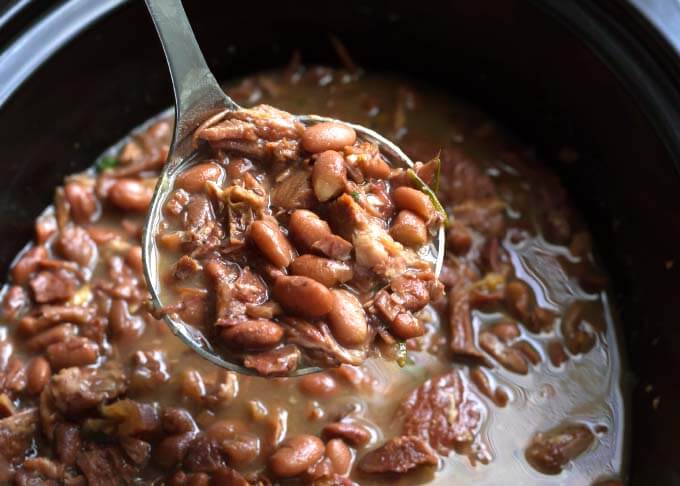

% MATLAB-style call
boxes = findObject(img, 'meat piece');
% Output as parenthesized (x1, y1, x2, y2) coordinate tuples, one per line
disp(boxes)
(2, 285, 29, 321)
(48, 363, 127, 416)
(284, 319, 366, 366)
(398, 371, 483, 455)
(54, 423, 80, 466)
(448, 282, 485, 362)
(100, 399, 160, 436)
(76, 445, 136, 486)
(358, 435, 437, 474)
(437, 147, 496, 204)
(243, 345, 301, 376)
(56, 225, 97, 267)
(0, 408, 38, 462)
(120, 437, 151, 466)
(129, 350, 170, 392)
(525, 424, 595, 475)
(452, 198, 505, 238)
(171, 255, 202, 280)
(183, 434, 226, 473)
(271, 168, 316, 209)
(30, 269, 78, 303)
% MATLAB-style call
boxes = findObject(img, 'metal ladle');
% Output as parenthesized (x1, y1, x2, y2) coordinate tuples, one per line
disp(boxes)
(142, 0, 445, 376)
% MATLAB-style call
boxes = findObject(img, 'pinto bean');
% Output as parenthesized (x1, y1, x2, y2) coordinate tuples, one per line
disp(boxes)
(302, 122, 356, 153)
(108, 178, 153, 212)
(26, 323, 77, 351)
(358, 154, 391, 180)
(328, 289, 368, 347)
(109, 299, 144, 341)
(525, 424, 595, 475)
(65, 181, 99, 224)
(12, 246, 48, 285)
(155, 432, 195, 468)
(249, 220, 295, 268)
(269, 434, 325, 477)
(176, 162, 224, 193)
(273, 276, 333, 318)
(392, 187, 434, 221)
(290, 255, 353, 287)
(288, 210, 332, 251)
(312, 151, 347, 202)
(126, 246, 143, 275)
(390, 210, 427, 247)
(326, 439, 352, 475)
(513, 340, 542, 365)
(56, 225, 97, 267)
(391, 312, 424, 340)
(447, 221, 473, 255)
(479, 331, 528, 374)
(561, 301, 596, 354)
(298, 373, 338, 398)
(25, 357, 51, 395)
(46, 336, 99, 369)
(505, 280, 532, 322)
(220, 320, 284, 349)
(322, 421, 370, 447)
(162, 408, 197, 434)
(547, 341, 568, 367)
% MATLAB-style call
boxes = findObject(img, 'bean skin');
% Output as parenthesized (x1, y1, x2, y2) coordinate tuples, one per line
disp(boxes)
(302, 122, 356, 153)
(269, 434, 325, 477)
(288, 210, 332, 251)
(312, 150, 347, 202)
(392, 186, 434, 221)
(290, 255, 353, 287)
(25, 357, 51, 395)
(298, 373, 338, 398)
(249, 220, 295, 268)
(108, 178, 153, 212)
(328, 289, 368, 347)
(322, 421, 371, 447)
(505, 280, 532, 322)
(176, 162, 224, 193)
(64, 181, 98, 224)
(220, 320, 284, 349)
(390, 210, 428, 247)
(273, 276, 333, 318)
(358, 155, 391, 180)
(12, 246, 48, 285)
(26, 323, 77, 351)
(326, 439, 352, 476)
(46, 336, 99, 369)
(390, 312, 424, 340)
(525, 424, 595, 475)
(126, 245, 144, 275)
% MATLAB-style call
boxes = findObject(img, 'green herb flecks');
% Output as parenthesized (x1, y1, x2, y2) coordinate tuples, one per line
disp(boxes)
(406, 168, 448, 223)
(96, 155, 118, 173)
(350, 191, 361, 202)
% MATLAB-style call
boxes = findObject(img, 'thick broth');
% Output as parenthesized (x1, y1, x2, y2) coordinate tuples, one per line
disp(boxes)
(0, 65, 626, 485)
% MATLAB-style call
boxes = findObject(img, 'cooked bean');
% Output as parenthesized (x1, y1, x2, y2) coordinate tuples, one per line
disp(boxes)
(326, 439, 352, 475)
(269, 434, 325, 477)
(109, 299, 144, 341)
(525, 424, 595, 475)
(328, 289, 368, 347)
(358, 154, 391, 179)
(390, 312, 424, 340)
(561, 301, 596, 354)
(489, 320, 521, 342)
(65, 181, 98, 224)
(469, 366, 509, 407)
(108, 178, 153, 212)
(548, 340, 568, 367)
(26, 323, 77, 351)
(220, 320, 284, 349)
(392, 186, 434, 221)
(479, 331, 528, 374)
(54, 423, 80, 466)
(322, 421, 370, 447)
(302, 122, 356, 153)
(249, 220, 295, 268)
(447, 221, 473, 254)
(207, 420, 260, 466)
(312, 150, 347, 201)
(46, 336, 99, 369)
(56, 225, 97, 267)
(505, 280, 532, 322)
(288, 210, 332, 251)
(390, 210, 427, 247)
(126, 245, 143, 275)
(513, 340, 542, 365)
(25, 357, 51, 395)
(298, 373, 338, 398)
(176, 162, 224, 193)
(290, 255, 352, 288)
(162, 408, 197, 434)
(12, 246, 48, 285)
(273, 276, 333, 318)
(2, 285, 29, 321)
(243, 345, 301, 377)
(155, 432, 195, 468)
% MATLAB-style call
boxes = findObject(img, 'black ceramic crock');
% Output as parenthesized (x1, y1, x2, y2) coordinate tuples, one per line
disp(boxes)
(0, 1, 678, 483)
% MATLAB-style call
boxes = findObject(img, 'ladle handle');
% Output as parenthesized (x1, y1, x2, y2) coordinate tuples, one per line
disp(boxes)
(144, 0, 238, 147)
